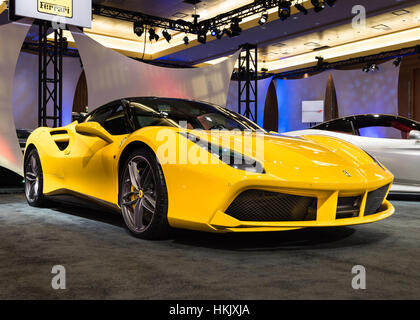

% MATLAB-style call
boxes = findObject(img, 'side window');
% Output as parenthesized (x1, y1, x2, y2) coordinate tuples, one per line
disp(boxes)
(314, 120, 354, 134)
(86, 106, 114, 126)
(86, 104, 130, 135)
(358, 126, 402, 139)
(103, 105, 130, 135)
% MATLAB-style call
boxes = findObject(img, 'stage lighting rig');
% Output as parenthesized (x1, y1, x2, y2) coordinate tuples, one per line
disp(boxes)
(295, 3, 308, 15)
(133, 21, 144, 37)
(393, 57, 402, 67)
(258, 12, 268, 25)
(278, 1, 292, 21)
(315, 56, 324, 68)
(215, 29, 224, 39)
(311, 0, 326, 13)
(224, 28, 233, 38)
(162, 29, 172, 43)
(197, 24, 208, 44)
(362, 63, 379, 73)
(230, 17, 242, 37)
(370, 63, 379, 72)
(148, 28, 159, 42)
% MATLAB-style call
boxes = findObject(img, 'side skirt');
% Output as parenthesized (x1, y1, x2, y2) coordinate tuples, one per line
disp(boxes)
(45, 188, 121, 214)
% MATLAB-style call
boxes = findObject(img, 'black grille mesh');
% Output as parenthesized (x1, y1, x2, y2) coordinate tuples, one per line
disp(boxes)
(336, 196, 362, 219)
(364, 184, 390, 216)
(225, 190, 317, 222)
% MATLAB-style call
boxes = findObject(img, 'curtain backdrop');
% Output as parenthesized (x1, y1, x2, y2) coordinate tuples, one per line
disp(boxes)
(70, 27, 240, 111)
(72, 70, 88, 113)
(0, 19, 32, 176)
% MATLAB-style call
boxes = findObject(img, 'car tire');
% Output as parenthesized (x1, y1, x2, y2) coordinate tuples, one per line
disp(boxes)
(24, 148, 47, 207)
(119, 148, 170, 239)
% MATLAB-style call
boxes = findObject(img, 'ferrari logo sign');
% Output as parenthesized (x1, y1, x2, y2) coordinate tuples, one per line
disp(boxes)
(38, 0, 73, 18)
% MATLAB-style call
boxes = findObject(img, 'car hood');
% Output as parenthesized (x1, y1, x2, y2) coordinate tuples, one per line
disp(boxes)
(188, 130, 373, 169)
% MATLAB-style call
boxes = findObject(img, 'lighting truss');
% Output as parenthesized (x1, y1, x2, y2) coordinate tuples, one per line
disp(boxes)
(273, 45, 420, 79)
(92, 1, 315, 36)
(92, 4, 196, 34)
(38, 21, 64, 128)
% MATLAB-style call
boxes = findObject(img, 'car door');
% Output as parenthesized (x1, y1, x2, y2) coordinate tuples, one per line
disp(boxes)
(64, 103, 131, 204)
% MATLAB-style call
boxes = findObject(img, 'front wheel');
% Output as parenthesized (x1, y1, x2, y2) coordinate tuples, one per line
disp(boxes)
(119, 148, 170, 239)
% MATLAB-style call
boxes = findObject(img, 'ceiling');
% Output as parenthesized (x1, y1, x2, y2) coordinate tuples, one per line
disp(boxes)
(4, 0, 419, 72)
(87, 0, 420, 72)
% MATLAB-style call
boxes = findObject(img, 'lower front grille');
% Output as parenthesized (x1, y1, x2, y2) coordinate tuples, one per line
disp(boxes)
(364, 184, 390, 216)
(225, 190, 317, 222)
(336, 196, 362, 219)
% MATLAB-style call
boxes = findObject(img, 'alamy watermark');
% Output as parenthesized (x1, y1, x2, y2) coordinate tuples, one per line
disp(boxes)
(51, 265, 66, 290)
(352, 5, 366, 31)
(351, 265, 366, 290)
(154, 122, 266, 173)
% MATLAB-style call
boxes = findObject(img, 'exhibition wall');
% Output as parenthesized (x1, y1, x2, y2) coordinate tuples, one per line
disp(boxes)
(0, 19, 32, 176)
(273, 60, 400, 134)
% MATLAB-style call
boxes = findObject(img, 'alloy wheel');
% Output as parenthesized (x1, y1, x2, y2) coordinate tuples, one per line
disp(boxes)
(121, 155, 157, 232)
(25, 153, 40, 202)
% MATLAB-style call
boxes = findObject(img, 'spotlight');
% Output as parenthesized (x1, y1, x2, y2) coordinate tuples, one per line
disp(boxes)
(278, 1, 291, 21)
(224, 28, 233, 38)
(149, 28, 159, 42)
(230, 17, 242, 36)
(197, 27, 208, 44)
(315, 56, 324, 68)
(393, 57, 402, 67)
(370, 63, 379, 72)
(362, 64, 370, 73)
(295, 3, 308, 15)
(325, 0, 337, 7)
(362, 63, 379, 73)
(259, 12, 268, 25)
(183, 35, 189, 45)
(133, 21, 144, 37)
(311, 0, 326, 13)
(162, 29, 171, 43)
(197, 33, 206, 44)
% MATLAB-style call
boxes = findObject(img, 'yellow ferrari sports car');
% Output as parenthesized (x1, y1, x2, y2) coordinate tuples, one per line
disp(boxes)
(24, 97, 395, 239)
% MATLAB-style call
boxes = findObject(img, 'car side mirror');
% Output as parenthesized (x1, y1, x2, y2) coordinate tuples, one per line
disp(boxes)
(408, 130, 420, 140)
(75, 122, 114, 144)
(72, 112, 88, 123)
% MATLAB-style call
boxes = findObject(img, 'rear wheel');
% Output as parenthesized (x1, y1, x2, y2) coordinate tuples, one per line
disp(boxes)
(119, 149, 170, 239)
(24, 149, 47, 207)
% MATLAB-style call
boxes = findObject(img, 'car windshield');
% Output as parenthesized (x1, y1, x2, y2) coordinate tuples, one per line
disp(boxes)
(129, 98, 265, 132)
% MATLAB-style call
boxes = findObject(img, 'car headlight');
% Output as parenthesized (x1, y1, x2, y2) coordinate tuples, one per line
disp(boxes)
(363, 150, 386, 171)
(179, 132, 265, 173)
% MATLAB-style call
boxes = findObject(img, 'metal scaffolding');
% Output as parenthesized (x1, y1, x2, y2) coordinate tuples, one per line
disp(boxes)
(38, 21, 63, 128)
(238, 43, 258, 122)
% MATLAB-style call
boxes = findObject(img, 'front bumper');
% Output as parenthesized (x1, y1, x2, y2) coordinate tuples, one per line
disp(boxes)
(209, 185, 395, 232)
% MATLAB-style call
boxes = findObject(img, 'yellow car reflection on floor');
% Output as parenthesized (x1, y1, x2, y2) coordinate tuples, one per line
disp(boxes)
(24, 97, 394, 239)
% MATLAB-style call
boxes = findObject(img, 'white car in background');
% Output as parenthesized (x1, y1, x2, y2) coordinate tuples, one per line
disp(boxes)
(284, 114, 420, 195)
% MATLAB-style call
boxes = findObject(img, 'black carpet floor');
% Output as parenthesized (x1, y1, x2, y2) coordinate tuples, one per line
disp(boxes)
(0, 193, 419, 299)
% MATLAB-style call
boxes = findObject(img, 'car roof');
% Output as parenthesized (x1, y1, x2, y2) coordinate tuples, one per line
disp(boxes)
(312, 114, 420, 128)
